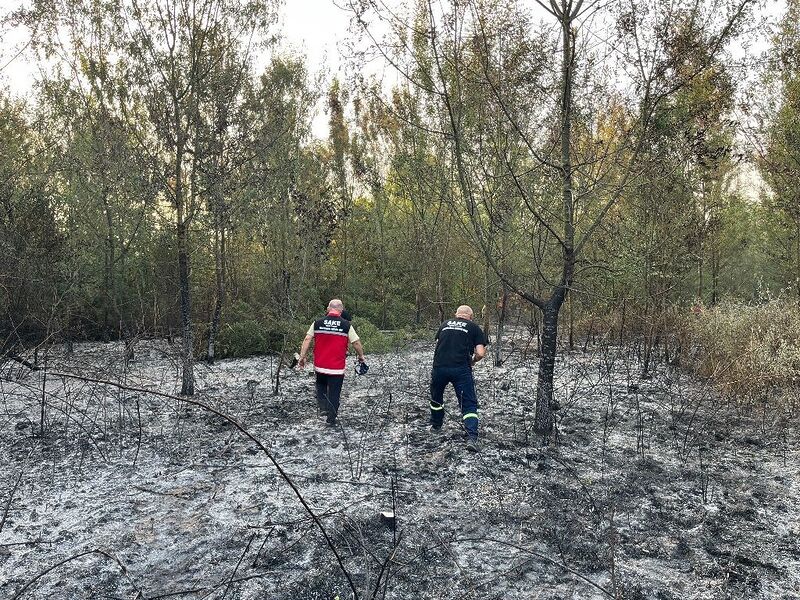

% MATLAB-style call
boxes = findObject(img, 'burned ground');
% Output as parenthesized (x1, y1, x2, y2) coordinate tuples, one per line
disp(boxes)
(0, 338, 798, 599)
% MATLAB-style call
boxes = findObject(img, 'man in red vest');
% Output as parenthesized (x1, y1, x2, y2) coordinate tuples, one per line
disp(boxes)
(298, 299, 366, 426)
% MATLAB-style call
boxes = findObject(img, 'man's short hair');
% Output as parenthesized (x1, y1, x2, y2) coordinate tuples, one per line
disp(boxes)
(455, 305, 473, 319)
(328, 299, 344, 312)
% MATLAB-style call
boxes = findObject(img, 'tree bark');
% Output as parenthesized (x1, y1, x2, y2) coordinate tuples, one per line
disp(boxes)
(532, 3, 576, 439)
(534, 303, 560, 436)
(102, 190, 115, 338)
(177, 215, 194, 395)
(207, 196, 226, 364)
(494, 284, 508, 366)
(176, 137, 195, 396)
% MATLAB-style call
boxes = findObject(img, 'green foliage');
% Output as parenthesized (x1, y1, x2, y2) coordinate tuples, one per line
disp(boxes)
(683, 300, 800, 404)
(1, 0, 795, 392)
(216, 319, 272, 358)
(0, 97, 69, 346)
(351, 317, 392, 354)
(756, 0, 800, 299)
(213, 301, 309, 358)
(400, 325, 435, 342)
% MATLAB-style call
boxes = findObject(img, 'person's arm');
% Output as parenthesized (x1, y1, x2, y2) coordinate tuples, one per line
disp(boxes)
(471, 323, 487, 366)
(352, 339, 366, 363)
(298, 333, 313, 368)
(472, 344, 486, 366)
(348, 326, 365, 362)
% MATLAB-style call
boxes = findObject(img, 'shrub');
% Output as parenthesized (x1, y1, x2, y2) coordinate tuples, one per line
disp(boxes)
(682, 299, 800, 404)
(351, 317, 392, 354)
(402, 325, 435, 342)
(214, 300, 314, 358)
(216, 319, 273, 358)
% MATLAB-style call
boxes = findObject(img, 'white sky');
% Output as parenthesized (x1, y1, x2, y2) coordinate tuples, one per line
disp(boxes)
(0, 0, 359, 137)
(278, 0, 356, 136)
(0, 0, 790, 141)
(280, 0, 352, 73)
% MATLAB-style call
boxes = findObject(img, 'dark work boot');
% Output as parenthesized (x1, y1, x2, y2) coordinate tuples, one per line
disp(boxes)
(466, 436, 480, 453)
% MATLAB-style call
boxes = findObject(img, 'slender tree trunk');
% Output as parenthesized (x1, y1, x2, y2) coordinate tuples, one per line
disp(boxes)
(711, 247, 719, 306)
(483, 263, 491, 341)
(642, 328, 653, 377)
(697, 185, 706, 302)
(582, 316, 592, 352)
(207, 101, 228, 363)
(65, 307, 74, 355)
(207, 223, 225, 363)
(436, 218, 451, 323)
(176, 139, 195, 396)
(101, 190, 115, 339)
(641, 295, 652, 377)
(207, 198, 226, 364)
(494, 283, 508, 366)
(104, 196, 134, 363)
(532, 4, 576, 439)
(177, 215, 194, 395)
(697, 253, 703, 301)
(534, 303, 560, 436)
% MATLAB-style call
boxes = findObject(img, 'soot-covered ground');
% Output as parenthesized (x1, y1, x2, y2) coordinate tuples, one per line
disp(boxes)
(0, 336, 798, 599)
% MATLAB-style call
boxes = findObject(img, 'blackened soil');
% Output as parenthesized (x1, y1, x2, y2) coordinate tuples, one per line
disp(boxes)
(0, 338, 798, 599)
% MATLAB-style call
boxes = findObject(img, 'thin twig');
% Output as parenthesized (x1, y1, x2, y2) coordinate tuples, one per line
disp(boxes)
(43, 369, 360, 599)
(219, 533, 256, 600)
(0, 469, 24, 534)
(370, 531, 404, 600)
(12, 548, 147, 600)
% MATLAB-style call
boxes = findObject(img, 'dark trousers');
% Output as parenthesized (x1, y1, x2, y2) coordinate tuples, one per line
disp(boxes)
(316, 373, 344, 423)
(430, 365, 479, 436)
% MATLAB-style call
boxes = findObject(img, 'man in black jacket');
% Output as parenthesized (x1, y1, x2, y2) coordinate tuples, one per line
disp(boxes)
(430, 305, 487, 452)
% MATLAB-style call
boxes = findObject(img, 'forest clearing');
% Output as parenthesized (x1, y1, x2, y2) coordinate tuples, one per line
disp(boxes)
(1, 330, 798, 599)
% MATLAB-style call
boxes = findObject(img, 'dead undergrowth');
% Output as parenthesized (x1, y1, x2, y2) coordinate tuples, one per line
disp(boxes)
(0, 336, 798, 599)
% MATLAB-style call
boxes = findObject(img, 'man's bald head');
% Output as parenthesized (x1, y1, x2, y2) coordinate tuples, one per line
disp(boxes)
(327, 299, 344, 313)
(455, 305, 474, 320)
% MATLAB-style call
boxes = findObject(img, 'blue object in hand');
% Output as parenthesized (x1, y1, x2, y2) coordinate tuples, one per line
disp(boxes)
(355, 361, 369, 376)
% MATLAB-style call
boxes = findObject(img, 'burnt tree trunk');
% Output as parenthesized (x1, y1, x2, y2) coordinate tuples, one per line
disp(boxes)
(532, 5, 576, 439)
(102, 189, 115, 339)
(177, 215, 194, 395)
(534, 295, 567, 437)
(494, 284, 508, 366)
(206, 101, 228, 365)
(207, 220, 225, 364)
(207, 164, 226, 364)
(176, 129, 195, 396)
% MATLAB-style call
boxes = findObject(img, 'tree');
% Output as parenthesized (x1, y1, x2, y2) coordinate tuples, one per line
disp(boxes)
(22, 0, 279, 392)
(39, 72, 158, 345)
(0, 96, 67, 351)
(602, 24, 740, 374)
(758, 0, 800, 300)
(353, 0, 755, 439)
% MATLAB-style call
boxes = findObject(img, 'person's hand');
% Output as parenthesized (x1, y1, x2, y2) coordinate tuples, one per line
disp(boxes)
(355, 360, 369, 376)
(298, 356, 306, 369)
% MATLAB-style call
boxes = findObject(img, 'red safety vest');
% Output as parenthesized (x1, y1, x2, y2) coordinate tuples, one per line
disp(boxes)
(313, 312, 351, 375)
